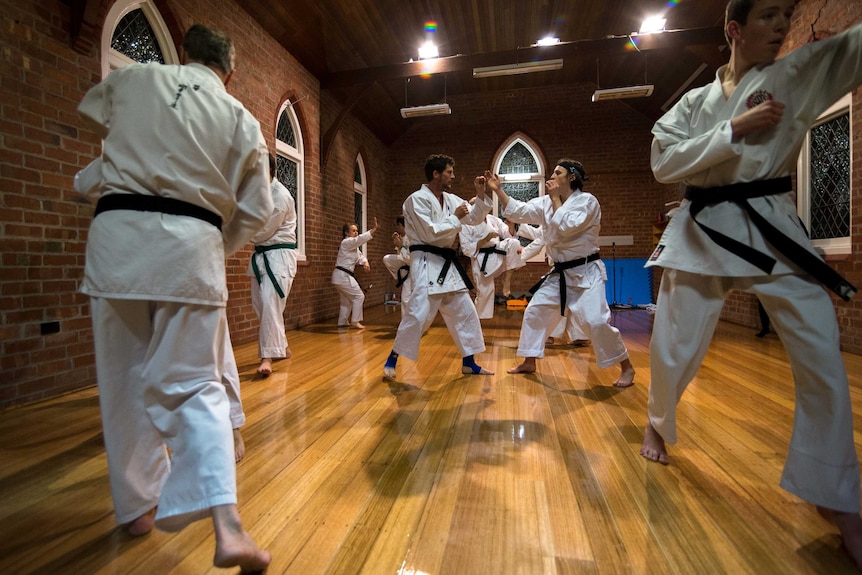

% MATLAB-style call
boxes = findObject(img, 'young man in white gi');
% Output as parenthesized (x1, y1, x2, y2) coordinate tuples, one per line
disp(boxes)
(459, 209, 525, 319)
(77, 24, 271, 571)
(486, 163, 635, 386)
(248, 153, 298, 376)
(641, 0, 862, 564)
(383, 154, 495, 378)
(382, 216, 414, 306)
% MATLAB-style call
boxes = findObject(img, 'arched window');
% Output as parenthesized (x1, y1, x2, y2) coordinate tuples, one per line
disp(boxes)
(492, 134, 547, 262)
(354, 154, 368, 253)
(101, 0, 178, 78)
(276, 101, 306, 260)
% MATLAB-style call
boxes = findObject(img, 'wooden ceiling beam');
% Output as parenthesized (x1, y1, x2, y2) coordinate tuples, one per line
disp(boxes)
(322, 26, 726, 89)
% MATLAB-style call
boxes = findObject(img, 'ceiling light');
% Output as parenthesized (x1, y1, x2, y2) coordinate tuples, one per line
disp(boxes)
(535, 36, 560, 46)
(472, 58, 563, 78)
(418, 42, 438, 60)
(591, 85, 655, 102)
(400, 103, 451, 118)
(638, 17, 667, 35)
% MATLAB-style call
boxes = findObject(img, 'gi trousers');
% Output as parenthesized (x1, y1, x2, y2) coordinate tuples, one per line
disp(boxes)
(649, 269, 860, 512)
(91, 298, 237, 531)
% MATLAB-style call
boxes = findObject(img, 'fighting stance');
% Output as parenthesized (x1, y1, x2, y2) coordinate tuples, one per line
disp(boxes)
(459, 209, 525, 319)
(382, 215, 414, 306)
(248, 153, 298, 375)
(487, 164, 635, 386)
(383, 154, 495, 379)
(332, 218, 379, 329)
(77, 24, 270, 570)
(642, 0, 862, 565)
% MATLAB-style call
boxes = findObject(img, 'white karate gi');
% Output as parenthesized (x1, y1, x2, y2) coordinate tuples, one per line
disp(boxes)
(503, 193, 628, 368)
(392, 185, 491, 361)
(247, 178, 298, 358)
(78, 62, 271, 530)
(460, 214, 525, 319)
(383, 234, 414, 306)
(647, 23, 862, 512)
(331, 231, 373, 325)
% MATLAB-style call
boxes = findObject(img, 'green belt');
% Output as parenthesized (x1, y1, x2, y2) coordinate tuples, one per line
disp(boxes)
(251, 243, 296, 298)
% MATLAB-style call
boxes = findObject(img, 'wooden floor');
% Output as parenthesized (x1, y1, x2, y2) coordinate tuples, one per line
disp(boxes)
(2, 304, 862, 574)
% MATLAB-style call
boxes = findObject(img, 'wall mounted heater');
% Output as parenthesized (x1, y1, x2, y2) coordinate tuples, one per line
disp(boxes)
(400, 103, 452, 118)
(591, 84, 655, 102)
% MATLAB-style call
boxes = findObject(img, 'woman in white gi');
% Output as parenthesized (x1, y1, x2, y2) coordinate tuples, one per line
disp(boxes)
(383, 154, 495, 379)
(459, 208, 525, 319)
(332, 218, 379, 328)
(77, 24, 270, 571)
(248, 154, 298, 376)
(641, 0, 862, 565)
(486, 162, 635, 387)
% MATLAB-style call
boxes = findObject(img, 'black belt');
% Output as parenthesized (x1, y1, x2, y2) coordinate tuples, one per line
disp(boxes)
(251, 243, 296, 298)
(529, 252, 601, 315)
(685, 176, 856, 301)
(478, 245, 507, 274)
(336, 265, 356, 279)
(396, 265, 410, 288)
(410, 244, 474, 290)
(94, 193, 222, 230)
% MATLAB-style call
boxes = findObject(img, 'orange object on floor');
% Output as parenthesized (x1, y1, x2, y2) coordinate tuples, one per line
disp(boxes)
(506, 297, 528, 310)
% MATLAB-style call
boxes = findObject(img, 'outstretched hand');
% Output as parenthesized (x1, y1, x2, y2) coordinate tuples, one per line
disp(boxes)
(369, 216, 379, 235)
(484, 171, 502, 194)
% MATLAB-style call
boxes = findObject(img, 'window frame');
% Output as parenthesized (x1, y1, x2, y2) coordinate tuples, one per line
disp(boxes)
(275, 100, 307, 261)
(353, 154, 368, 256)
(492, 134, 547, 263)
(101, 0, 179, 79)
(796, 92, 852, 256)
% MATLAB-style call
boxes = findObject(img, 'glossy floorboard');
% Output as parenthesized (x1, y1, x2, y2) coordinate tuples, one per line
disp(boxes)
(1, 305, 861, 574)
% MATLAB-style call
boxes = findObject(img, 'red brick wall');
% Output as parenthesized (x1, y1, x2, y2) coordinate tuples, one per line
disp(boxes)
(384, 83, 668, 296)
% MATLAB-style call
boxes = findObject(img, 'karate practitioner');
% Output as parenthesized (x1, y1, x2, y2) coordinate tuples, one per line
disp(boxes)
(77, 24, 270, 571)
(248, 153, 298, 376)
(641, 0, 862, 565)
(486, 163, 635, 386)
(459, 207, 525, 319)
(383, 154, 495, 379)
(382, 216, 414, 306)
(332, 218, 379, 329)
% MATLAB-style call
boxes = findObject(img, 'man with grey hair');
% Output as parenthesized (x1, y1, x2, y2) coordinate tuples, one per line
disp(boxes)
(77, 23, 271, 571)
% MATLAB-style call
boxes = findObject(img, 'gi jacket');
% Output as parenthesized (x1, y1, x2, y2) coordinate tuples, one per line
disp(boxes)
(403, 185, 491, 294)
(649, 22, 862, 277)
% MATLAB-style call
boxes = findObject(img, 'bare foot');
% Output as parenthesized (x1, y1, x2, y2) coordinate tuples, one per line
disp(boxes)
(256, 359, 272, 377)
(507, 359, 537, 374)
(212, 505, 271, 573)
(284, 347, 292, 359)
(817, 506, 862, 568)
(461, 365, 494, 375)
(351, 322, 366, 330)
(127, 507, 156, 536)
(640, 422, 669, 465)
(545, 337, 555, 345)
(383, 366, 396, 379)
(614, 362, 635, 388)
(233, 428, 245, 463)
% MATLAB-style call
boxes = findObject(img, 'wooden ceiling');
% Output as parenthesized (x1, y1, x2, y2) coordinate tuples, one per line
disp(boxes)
(239, 0, 731, 144)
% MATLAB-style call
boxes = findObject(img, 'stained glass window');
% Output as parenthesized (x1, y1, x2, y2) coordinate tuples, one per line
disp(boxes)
(809, 113, 850, 240)
(354, 161, 363, 184)
(354, 192, 364, 230)
(111, 9, 165, 64)
(277, 156, 298, 204)
(277, 111, 297, 148)
(499, 142, 539, 176)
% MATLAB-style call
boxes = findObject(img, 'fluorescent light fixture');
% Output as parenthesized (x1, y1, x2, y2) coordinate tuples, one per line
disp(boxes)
(535, 36, 560, 46)
(502, 173, 536, 182)
(418, 42, 438, 60)
(473, 58, 563, 78)
(591, 85, 654, 102)
(400, 103, 451, 118)
(639, 17, 666, 34)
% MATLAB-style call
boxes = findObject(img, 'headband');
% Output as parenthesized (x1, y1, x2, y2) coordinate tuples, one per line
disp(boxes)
(557, 161, 588, 181)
